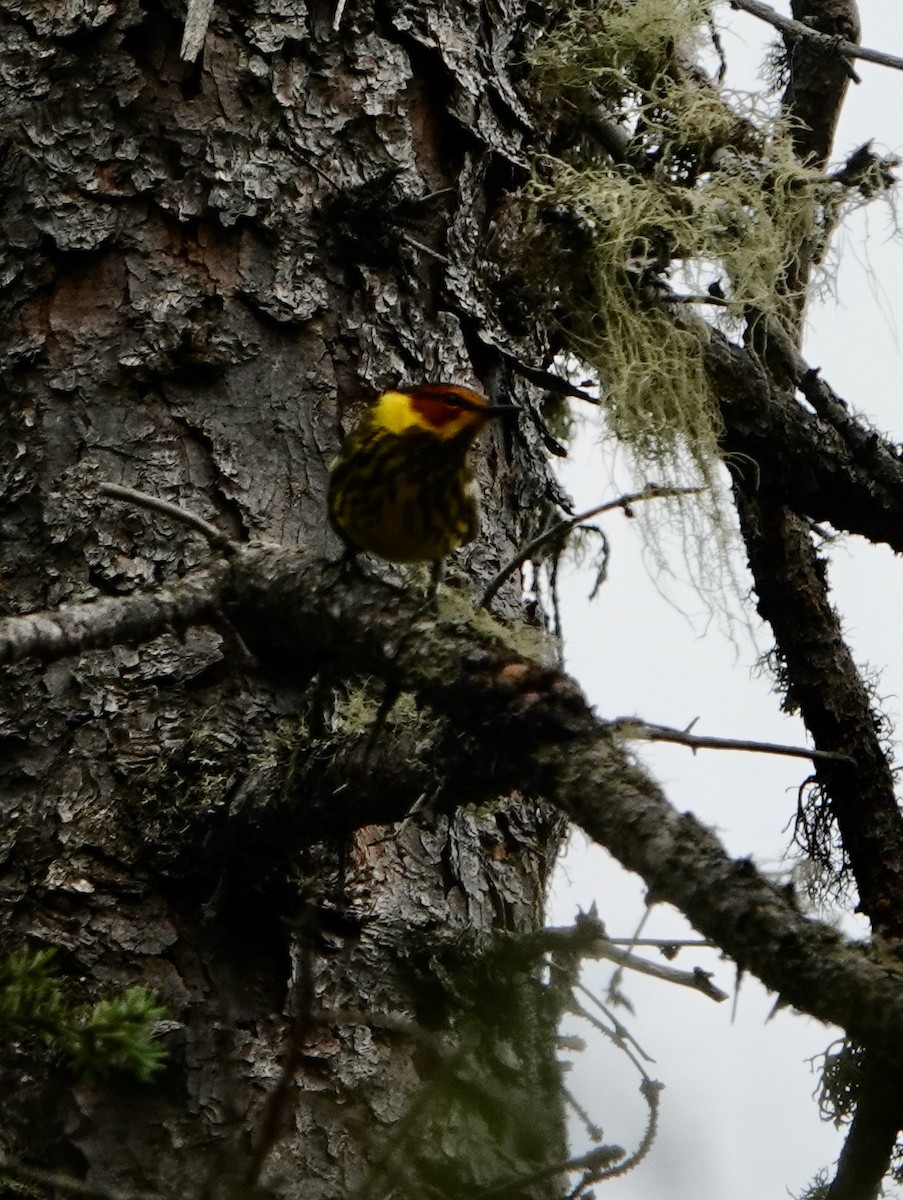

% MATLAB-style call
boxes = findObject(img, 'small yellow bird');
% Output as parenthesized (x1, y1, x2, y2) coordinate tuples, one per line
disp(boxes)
(327, 383, 515, 564)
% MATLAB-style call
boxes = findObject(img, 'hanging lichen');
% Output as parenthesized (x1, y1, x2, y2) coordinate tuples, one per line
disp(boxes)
(516, 0, 837, 568)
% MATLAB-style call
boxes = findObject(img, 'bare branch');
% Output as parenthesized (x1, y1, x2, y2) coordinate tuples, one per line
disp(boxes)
(99, 483, 235, 552)
(480, 485, 702, 609)
(539, 924, 729, 1001)
(729, 0, 903, 75)
(180, 0, 214, 61)
(332, 0, 349, 29)
(497, 354, 602, 406)
(473, 1144, 627, 1199)
(607, 937, 714, 950)
(609, 717, 855, 765)
(661, 292, 732, 307)
(0, 564, 228, 665)
(0, 1155, 160, 1200)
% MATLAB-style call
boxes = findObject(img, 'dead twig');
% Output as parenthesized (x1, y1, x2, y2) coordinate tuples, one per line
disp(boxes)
(609, 717, 855, 765)
(479, 485, 702, 609)
(99, 483, 234, 552)
(539, 923, 728, 1002)
(730, 0, 903, 76)
(0, 1156, 160, 1200)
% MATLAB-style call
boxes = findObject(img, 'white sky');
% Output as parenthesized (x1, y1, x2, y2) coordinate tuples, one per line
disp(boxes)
(547, 5, 903, 1197)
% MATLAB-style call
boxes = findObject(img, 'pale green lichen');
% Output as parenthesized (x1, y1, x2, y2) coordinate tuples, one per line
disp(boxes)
(516, 0, 844, 605)
(437, 587, 561, 667)
(524, 139, 823, 474)
(530, 0, 713, 99)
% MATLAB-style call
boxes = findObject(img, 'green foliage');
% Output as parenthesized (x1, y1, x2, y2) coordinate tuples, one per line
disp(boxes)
(0, 949, 63, 1035)
(65, 988, 167, 1082)
(0, 948, 166, 1083)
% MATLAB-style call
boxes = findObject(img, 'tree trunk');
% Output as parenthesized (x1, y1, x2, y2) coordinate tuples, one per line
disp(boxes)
(0, 0, 567, 1194)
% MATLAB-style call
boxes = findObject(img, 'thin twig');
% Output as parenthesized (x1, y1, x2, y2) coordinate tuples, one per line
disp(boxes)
(567, 986, 655, 1075)
(472, 1144, 626, 1199)
(609, 717, 855, 765)
(563, 1082, 605, 1142)
(590, 1078, 664, 1184)
(0, 1156, 160, 1200)
(606, 903, 652, 1004)
(499, 354, 602, 406)
(479, 485, 702, 609)
(99, 483, 235, 552)
(400, 233, 451, 265)
(467, 324, 602, 407)
(729, 0, 903, 75)
(539, 924, 727, 1001)
(662, 292, 732, 307)
(606, 936, 714, 949)
(595, 944, 727, 1000)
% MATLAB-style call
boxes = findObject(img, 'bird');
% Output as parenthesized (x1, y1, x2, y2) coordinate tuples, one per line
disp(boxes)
(327, 383, 515, 565)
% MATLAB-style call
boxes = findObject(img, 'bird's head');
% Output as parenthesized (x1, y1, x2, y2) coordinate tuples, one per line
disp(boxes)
(374, 384, 516, 441)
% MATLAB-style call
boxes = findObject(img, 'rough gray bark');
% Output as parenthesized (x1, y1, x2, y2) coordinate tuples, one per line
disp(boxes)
(5, 0, 903, 1196)
(10, 543, 903, 1063)
(0, 0, 568, 1195)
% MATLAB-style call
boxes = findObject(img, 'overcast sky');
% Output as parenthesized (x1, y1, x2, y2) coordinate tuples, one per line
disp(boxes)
(546, 5, 903, 1197)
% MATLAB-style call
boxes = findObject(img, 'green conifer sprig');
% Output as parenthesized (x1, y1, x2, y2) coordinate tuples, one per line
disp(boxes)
(0, 948, 166, 1082)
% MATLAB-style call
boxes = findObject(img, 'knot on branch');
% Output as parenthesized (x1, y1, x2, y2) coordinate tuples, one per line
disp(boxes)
(465, 654, 593, 741)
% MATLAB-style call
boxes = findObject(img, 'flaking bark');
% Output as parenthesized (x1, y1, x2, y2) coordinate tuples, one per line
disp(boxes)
(0, 0, 566, 1192)
(4, 0, 903, 1193)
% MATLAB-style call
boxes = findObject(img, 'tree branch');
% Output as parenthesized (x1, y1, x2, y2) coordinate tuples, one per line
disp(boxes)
(706, 329, 903, 552)
(730, 491, 903, 932)
(227, 547, 903, 1059)
(0, 1155, 160, 1200)
(780, 0, 860, 178)
(0, 564, 228, 665)
(730, 0, 903, 75)
(480, 486, 702, 609)
(764, 8, 903, 1187)
(538, 923, 728, 1001)
(551, 16, 903, 549)
(5, 546, 903, 1058)
(825, 1062, 903, 1200)
(609, 716, 854, 765)
(179, 0, 214, 61)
